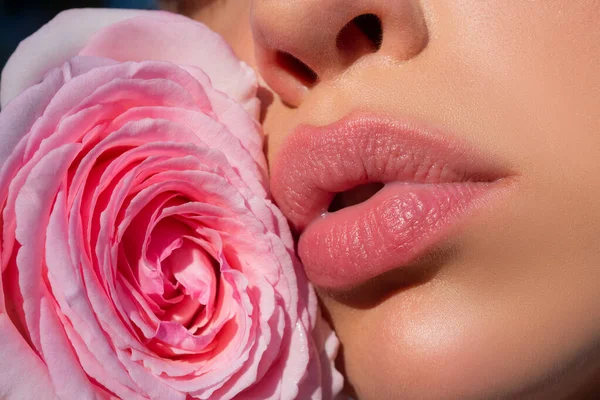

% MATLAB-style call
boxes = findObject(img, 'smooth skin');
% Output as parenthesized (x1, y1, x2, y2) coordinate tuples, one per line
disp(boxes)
(183, 1, 600, 398)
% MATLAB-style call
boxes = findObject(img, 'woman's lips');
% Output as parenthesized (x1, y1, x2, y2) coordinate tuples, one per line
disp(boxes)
(270, 113, 511, 290)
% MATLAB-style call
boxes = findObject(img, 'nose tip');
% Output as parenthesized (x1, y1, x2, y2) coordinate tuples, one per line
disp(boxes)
(250, 0, 429, 106)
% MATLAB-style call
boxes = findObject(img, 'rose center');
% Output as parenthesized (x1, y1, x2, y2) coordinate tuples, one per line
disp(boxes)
(145, 218, 219, 330)
(160, 238, 218, 327)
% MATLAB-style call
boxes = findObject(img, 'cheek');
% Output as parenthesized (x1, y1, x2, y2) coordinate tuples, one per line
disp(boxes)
(262, 97, 296, 163)
(436, 0, 600, 166)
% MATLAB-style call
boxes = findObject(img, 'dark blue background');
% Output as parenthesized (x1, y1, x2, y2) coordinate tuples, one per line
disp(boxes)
(0, 0, 157, 70)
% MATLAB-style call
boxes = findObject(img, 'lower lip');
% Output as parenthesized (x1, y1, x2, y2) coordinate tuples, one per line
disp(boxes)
(298, 181, 497, 290)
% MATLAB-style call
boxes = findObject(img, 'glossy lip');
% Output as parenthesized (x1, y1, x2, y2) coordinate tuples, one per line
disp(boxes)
(270, 112, 513, 290)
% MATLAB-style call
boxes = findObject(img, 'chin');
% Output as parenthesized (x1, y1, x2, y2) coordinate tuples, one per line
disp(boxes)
(325, 277, 600, 400)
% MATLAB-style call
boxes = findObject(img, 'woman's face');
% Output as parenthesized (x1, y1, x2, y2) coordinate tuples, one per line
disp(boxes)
(191, 1, 600, 398)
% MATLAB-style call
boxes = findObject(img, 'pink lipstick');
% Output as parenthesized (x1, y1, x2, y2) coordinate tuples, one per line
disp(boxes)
(271, 113, 511, 290)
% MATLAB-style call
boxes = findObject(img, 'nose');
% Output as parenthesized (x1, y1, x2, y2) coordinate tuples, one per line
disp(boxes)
(250, 0, 429, 106)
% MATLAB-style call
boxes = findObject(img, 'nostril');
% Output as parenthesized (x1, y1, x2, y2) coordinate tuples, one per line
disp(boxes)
(337, 13, 383, 56)
(353, 14, 384, 49)
(275, 51, 319, 87)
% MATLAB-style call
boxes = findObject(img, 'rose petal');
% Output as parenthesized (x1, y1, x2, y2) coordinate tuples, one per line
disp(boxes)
(46, 191, 142, 397)
(115, 349, 186, 400)
(104, 110, 266, 194)
(0, 67, 64, 170)
(182, 65, 264, 162)
(79, 12, 259, 115)
(13, 144, 81, 351)
(39, 297, 97, 400)
(0, 314, 57, 400)
(0, 8, 150, 107)
(296, 309, 344, 400)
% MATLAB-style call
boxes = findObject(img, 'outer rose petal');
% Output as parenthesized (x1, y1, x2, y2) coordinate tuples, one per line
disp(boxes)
(0, 8, 147, 108)
(79, 13, 259, 117)
(39, 298, 98, 400)
(0, 67, 64, 169)
(0, 315, 56, 400)
(1, 9, 259, 119)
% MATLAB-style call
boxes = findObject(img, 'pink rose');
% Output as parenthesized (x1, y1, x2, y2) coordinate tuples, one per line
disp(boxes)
(0, 9, 342, 400)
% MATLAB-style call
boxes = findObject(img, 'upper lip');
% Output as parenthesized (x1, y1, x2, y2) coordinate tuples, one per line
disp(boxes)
(270, 112, 510, 234)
